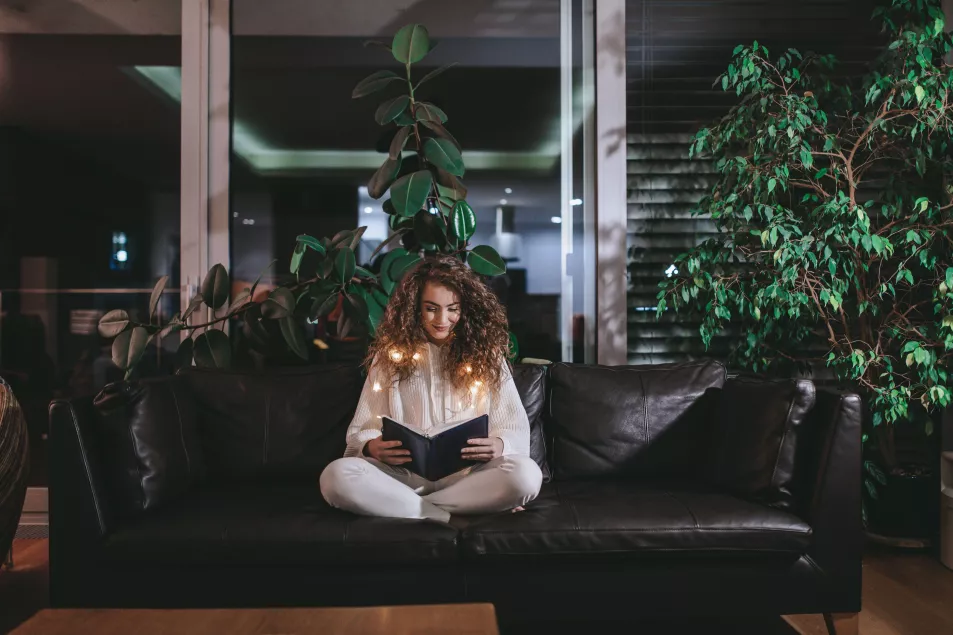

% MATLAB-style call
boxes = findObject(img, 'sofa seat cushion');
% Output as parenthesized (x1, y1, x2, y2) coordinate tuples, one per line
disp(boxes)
(102, 485, 459, 566)
(460, 481, 811, 559)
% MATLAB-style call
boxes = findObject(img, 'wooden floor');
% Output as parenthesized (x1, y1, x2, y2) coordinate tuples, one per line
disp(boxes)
(3, 539, 953, 634)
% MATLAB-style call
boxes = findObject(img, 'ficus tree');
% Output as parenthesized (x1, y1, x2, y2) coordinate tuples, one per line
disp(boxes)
(656, 0, 953, 487)
(98, 23, 514, 377)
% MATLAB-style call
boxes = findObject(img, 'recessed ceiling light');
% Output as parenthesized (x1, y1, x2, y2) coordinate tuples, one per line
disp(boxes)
(504, 187, 513, 194)
(551, 216, 562, 224)
(363, 206, 373, 214)
(571, 198, 582, 206)
(232, 212, 239, 218)
(500, 198, 508, 205)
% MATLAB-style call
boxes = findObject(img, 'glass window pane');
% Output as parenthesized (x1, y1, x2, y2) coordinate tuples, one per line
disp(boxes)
(230, 0, 594, 363)
(0, 1, 183, 487)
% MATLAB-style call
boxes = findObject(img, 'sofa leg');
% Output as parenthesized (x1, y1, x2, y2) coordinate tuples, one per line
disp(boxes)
(823, 612, 858, 635)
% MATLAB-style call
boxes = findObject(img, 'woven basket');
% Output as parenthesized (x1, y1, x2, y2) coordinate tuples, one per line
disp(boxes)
(0, 378, 30, 559)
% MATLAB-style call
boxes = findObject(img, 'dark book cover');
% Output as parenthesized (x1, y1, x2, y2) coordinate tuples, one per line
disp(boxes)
(381, 414, 489, 481)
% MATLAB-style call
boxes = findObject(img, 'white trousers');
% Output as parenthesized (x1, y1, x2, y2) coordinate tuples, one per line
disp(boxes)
(319, 455, 543, 523)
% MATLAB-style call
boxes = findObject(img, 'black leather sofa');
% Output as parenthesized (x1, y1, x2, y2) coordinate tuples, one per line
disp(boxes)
(49, 360, 861, 632)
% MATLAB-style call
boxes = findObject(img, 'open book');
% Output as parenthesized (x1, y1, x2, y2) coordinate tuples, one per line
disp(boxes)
(381, 414, 489, 481)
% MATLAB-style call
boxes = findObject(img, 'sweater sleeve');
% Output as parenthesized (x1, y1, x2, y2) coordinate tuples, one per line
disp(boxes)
(488, 362, 531, 457)
(343, 360, 389, 458)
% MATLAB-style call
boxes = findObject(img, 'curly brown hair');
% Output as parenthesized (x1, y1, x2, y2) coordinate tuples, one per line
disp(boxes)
(366, 255, 510, 395)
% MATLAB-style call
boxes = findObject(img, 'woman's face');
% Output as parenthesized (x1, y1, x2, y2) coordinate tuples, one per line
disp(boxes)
(420, 281, 461, 344)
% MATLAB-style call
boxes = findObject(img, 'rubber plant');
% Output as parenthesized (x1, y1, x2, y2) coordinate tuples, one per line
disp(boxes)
(98, 23, 512, 377)
(655, 0, 953, 522)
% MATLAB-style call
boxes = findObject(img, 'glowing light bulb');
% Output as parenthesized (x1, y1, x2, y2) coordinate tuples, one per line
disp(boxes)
(465, 365, 472, 373)
(470, 385, 479, 394)
(372, 382, 381, 392)
(412, 352, 421, 361)
(474, 380, 483, 387)
(390, 351, 403, 362)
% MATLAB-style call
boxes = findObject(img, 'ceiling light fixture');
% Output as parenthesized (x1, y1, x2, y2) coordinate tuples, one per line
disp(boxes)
(551, 216, 562, 224)
(504, 187, 513, 194)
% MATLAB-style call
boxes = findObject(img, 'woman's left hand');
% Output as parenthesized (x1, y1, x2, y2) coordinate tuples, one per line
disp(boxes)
(462, 437, 503, 462)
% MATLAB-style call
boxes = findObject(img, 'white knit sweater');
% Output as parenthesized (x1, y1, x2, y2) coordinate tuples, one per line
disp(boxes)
(343, 343, 530, 459)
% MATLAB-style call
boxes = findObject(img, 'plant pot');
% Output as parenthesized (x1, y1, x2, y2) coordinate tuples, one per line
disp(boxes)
(866, 465, 936, 548)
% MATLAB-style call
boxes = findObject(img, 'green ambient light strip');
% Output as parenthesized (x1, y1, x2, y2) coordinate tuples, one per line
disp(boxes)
(133, 66, 563, 174)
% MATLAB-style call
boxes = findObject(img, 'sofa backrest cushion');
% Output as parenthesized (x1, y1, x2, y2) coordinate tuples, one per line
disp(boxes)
(93, 375, 204, 515)
(546, 360, 726, 479)
(709, 376, 816, 510)
(510, 363, 550, 481)
(179, 364, 363, 484)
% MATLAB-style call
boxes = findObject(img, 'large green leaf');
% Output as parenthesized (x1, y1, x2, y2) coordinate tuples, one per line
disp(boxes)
(468, 245, 506, 276)
(262, 287, 295, 319)
(390, 253, 422, 283)
(415, 63, 458, 89)
(193, 329, 231, 369)
(310, 291, 340, 321)
(375, 95, 410, 125)
(343, 291, 370, 325)
(433, 168, 467, 200)
(149, 275, 169, 319)
(389, 127, 412, 159)
(423, 138, 464, 176)
(335, 248, 357, 283)
(201, 264, 230, 309)
(368, 156, 401, 199)
(392, 24, 430, 64)
(176, 337, 193, 370)
(182, 293, 205, 321)
(420, 120, 460, 150)
(352, 70, 402, 98)
(296, 235, 326, 256)
(414, 102, 448, 124)
(380, 247, 410, 293)
(279, 316, 310, 360)
(98, 309, 130, 338)
(330, 227, 367, 251)
(390, 170, 433, 217)
(451, 200, 477, 243)
(111, 326, 150, 370)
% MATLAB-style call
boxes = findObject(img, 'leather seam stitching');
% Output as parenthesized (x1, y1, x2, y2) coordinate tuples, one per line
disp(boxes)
(65, 403, 108, 534)
(169, 382, 191, 478)
(666, 490, 699, 529)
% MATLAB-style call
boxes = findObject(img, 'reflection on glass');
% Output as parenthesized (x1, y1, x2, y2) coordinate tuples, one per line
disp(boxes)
(230, 0, 592, 363)
(0, 1, 183, 486)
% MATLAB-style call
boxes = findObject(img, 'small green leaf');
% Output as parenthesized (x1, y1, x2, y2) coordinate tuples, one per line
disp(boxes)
(915, 85, 925, 103)
(279, 316, 309, 360)
(262, 288, 295, 319)
(391, 170, 433, 217)
(768, 178, 777, 193)
(468, 245, 507, 276)
(111, 326, 151, 370)
(375, 95, 410, 125)
(193, 329, 231, 369)
(414, 102, 448, 124)
(310, 291, 339, 321)
(296, 235, 325, 256)
(370, 228, 409, 261)
(352, 70, 402, 98)
(98, 309, 130, 338)
(335, 248, 357, 283)
(149, 275, 169, 319)
(201, 264, 230, 309)
(451, 200, 477, 243)
(291, 243, 306, 276)
(183, 293, 205, 321)
(424, 137, 465, 176)
(392, 23, 430, 64)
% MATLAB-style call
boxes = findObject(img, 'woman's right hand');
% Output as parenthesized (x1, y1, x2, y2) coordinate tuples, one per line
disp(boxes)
(364, 438, 412, 465)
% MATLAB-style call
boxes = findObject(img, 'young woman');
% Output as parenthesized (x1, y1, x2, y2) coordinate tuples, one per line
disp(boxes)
(319, 256, 542, 523)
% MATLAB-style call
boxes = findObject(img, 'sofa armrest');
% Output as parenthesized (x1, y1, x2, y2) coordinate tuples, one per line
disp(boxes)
(49, 397, 113, 541)
(800, 388, 863, 608)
